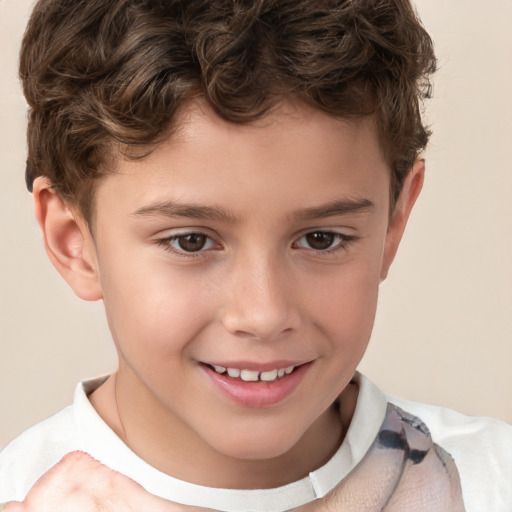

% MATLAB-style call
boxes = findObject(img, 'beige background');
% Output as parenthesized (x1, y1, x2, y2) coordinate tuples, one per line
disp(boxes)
(0, 0, 511, 451)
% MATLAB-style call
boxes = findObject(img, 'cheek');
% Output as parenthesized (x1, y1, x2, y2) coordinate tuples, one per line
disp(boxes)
(98, 252, 216, 364)
(304, 257, 381, 353)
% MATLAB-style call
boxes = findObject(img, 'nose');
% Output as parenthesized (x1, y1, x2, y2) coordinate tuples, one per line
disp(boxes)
(220, 254, 300, 342)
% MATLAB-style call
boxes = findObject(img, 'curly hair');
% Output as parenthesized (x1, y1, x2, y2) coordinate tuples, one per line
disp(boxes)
(20, 0, 436, 222)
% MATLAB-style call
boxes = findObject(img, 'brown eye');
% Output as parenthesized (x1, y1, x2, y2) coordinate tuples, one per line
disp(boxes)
(304, 231, 336, 250)
(159, 231, 218, 255)
(176, 233, 208, 252)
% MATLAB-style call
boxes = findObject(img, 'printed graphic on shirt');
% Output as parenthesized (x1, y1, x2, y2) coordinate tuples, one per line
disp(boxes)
(294, 404, 466, 512)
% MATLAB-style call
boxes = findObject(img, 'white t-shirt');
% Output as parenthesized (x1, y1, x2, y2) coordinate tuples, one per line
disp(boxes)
(0, 373, 510, 511)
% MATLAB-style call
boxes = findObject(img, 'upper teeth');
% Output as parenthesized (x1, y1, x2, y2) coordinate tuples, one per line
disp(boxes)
(212, 365, 295, 382)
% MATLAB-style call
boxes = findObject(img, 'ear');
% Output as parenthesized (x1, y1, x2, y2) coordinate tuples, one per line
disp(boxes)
(380, 159, 425, 281)
(33, 177, 103, 301)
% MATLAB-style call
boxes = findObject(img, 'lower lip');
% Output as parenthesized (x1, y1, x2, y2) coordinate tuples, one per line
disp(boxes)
(201, 363, 311, 408)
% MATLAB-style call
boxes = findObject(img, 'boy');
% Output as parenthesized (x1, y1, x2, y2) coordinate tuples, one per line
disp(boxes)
(0, 0, 511, 511)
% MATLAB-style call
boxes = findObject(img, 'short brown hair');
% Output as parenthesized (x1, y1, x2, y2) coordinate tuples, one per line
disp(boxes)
(20, 0, 436, 222)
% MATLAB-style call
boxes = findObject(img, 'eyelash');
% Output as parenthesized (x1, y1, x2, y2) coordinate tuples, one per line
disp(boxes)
(155, 230, 357, 258)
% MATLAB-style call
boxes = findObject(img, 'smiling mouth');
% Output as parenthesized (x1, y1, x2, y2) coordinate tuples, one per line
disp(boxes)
(202, 361, 311, 407)
(205, 364, 298, 383)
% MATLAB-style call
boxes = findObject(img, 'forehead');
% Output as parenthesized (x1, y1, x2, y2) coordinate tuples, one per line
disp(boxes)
(95, 100, 390, 222)
(171, 99, 382, 159)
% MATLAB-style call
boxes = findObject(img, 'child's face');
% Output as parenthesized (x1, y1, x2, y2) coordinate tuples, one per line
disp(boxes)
(63, 100, 420, 466)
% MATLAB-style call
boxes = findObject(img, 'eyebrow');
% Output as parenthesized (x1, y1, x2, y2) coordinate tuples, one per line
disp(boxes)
(132, 197, 374, 223)
(294, 198, 374, 220)
(132, 201, 238, 223)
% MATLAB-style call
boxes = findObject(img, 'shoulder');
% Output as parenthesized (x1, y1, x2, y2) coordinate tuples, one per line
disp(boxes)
(0, 378, 102, 505)
(385, 393, 512, 466)
(0, 404, 80, 503)
(385, 393, 512, 511)
(0, 377, 111, 504)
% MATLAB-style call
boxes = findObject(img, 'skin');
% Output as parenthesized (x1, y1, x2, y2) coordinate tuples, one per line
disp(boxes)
(2, 452, 191, 512)
(18, 100, 423, 507)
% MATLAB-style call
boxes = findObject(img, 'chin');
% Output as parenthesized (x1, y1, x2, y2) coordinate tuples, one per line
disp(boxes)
(206, 422, 302, 462)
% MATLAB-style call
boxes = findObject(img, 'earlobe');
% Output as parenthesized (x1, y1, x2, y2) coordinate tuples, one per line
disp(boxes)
(33, 177, 103, 301)
(380, 159, 425, 281)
